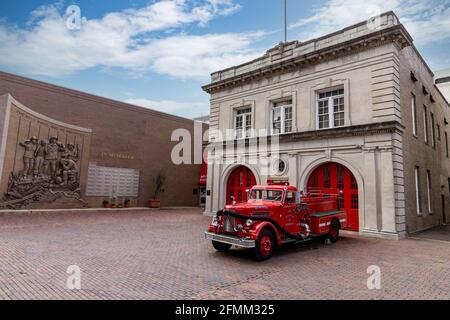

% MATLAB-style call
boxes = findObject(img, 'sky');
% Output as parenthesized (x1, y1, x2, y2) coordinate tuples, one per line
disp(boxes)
(0, 0, 449, 119)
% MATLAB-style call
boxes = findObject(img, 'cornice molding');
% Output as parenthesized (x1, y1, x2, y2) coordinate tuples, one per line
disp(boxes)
(202, 24, 412, 94)
(209, 121, 404, 147)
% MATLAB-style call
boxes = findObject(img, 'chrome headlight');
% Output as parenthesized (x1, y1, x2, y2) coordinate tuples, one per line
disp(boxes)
(212, 216, 219, 227)
(246, 219, 254, 227)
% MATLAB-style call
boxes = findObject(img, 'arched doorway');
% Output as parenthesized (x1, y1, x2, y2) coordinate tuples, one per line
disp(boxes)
(226, 166, 256, 204)
(307, 162, 359, 231)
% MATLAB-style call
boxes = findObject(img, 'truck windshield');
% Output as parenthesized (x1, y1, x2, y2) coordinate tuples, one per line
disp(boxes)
(249, 189, 283, 202)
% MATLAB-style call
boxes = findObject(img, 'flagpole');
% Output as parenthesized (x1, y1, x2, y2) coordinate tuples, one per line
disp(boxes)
(284, 0, 287, 42)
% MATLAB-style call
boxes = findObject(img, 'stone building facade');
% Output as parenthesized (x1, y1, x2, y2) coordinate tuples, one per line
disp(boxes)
(0, 72, 206, 209)
(202, 11, 450, 239)
(436, 69, 450, 103)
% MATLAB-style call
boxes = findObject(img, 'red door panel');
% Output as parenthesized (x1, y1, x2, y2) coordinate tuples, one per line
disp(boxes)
(307, 163, 359, 231)
(226, 166, 256, 204)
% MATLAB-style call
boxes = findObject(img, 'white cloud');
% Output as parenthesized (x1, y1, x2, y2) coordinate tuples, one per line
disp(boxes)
(0, 0, 262, 78)
(125, 98, 209, 116)
(290, 0, 450, 45)
(148, 32, 265, 78)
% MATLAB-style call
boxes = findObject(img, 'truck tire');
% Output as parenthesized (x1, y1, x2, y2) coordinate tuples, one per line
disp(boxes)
(212, 241, 232, 252)
(252, 229, 275, 261)
(326, 219, 340, 243)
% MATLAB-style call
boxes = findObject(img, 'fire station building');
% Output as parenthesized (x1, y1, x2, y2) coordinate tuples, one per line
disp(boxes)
(202, 11, 450, 239)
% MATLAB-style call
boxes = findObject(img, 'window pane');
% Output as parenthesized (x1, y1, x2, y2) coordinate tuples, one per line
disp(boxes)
(235, 114, 243, 138)
(284, 107, 292, 133)
(272, 107, 281, 134)
(324, 166, 330, 188)
(285, 121, 292, 133)
(235, 115, 243, 129)
(246, 170, 252, 187)
(237, 107, 251, 115)
(314, 175, 319, 188)
(351, 194, 358, 209)
(337, 165, 344, 189)
(284, 106, 292, 120)
(333, 96, 345, 127)
(245, 114, 252, 137)
(334, 112, 344, 127)
(319, 115, 329, 129)
(274, 100, 292, 107)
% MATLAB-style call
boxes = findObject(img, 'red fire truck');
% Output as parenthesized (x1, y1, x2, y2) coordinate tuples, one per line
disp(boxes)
(205, 184, 347, 261)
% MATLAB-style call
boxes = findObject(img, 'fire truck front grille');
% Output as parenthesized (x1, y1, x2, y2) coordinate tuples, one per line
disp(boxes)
(223, 215, 235, 232)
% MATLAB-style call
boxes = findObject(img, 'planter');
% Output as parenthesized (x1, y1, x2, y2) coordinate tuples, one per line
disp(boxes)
(148, 199, 161, 208)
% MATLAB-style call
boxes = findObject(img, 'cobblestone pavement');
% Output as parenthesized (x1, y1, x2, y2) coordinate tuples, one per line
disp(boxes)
(0, 208, 449, 300)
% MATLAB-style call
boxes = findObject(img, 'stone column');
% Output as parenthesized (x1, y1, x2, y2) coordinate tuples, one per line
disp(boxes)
(205, 149, 214, 215)
(362, 147, 379, 232)
(288, 152, 298, 187)
(379, 147, 397, 233)
(211, 162, 222, 214)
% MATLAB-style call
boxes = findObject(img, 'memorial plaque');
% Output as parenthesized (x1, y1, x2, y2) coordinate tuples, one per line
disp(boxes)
(0, 94, 92, 209)
(86, 165, 139, 197)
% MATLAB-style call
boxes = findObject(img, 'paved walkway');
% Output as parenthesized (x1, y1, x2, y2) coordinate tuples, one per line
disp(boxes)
(410, 224, 450, 242)
(0, 208, 449, 299)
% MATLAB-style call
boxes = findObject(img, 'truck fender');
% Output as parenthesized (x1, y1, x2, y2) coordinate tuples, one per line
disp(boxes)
(253, 222, 282, 247)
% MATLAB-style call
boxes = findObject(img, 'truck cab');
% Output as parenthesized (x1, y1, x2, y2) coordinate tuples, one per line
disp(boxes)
(205, 184, 347, 261)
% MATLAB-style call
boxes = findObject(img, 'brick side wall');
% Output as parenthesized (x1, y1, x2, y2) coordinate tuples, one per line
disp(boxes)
(0, 72, 206, 208)
(399, 47, 450, 232)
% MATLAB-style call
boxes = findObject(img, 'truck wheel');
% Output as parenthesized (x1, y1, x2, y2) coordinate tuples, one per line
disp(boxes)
(212, 241, 232, 252)
(252, 229, 275, 261)
(326, 220, 340, 243)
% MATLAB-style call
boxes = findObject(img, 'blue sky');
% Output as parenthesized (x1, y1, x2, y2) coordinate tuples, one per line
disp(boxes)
(0, 0, 449, 118)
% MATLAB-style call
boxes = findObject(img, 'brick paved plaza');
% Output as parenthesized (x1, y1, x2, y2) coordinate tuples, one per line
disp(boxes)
(0, 208, 449, 300)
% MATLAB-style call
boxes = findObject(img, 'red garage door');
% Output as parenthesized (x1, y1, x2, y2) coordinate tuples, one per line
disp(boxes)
(307, 162, 359, 231)
(226, 166, 256, 204)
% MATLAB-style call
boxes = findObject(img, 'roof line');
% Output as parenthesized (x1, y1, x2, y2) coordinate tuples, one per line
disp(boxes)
(0, 71, 198, 126)
(210, 11, 400, 76)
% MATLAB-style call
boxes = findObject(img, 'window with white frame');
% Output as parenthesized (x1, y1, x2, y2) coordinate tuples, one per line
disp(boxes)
(233, 107, 252, 139)
(411, 93, 417, 136)
(423, 106, 429, 144)
(426, 170, 432, 213)
(415, 166, 422, 215)
(430, 112, 436, 147)
(317, 88, 344, 129)
(446, 132, 449, 158)
(271, 100, 293, 134)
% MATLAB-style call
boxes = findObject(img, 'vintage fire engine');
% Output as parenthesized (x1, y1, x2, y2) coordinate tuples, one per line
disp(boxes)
(205, 184, 347, 261)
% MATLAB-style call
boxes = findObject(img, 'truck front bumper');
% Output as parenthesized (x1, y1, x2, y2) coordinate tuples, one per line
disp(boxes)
(204, 232, 256, 248)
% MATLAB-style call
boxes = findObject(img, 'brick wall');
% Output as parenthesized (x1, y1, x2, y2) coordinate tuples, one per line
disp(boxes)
(0, 72, 206, 208)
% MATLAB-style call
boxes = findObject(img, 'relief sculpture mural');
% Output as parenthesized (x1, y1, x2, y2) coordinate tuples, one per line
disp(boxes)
(0, 94, 92, 209)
